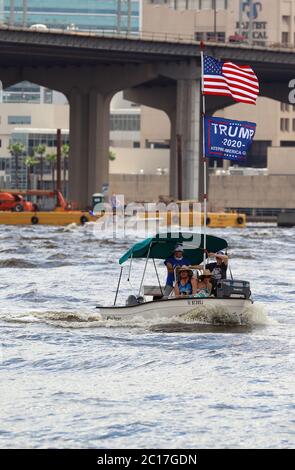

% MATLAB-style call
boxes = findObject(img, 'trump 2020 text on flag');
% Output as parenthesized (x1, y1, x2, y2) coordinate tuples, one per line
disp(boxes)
(204, 116, 257, 162)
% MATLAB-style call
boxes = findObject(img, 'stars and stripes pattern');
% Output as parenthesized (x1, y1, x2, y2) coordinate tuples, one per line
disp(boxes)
(202, 55, 259, 105)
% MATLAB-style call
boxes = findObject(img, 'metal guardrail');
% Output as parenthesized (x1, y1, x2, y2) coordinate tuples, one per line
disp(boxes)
(0, 24, 197, 44)
(1, 24, 295, 52)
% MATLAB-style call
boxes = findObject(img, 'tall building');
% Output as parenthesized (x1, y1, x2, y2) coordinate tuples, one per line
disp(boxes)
(2, 0, 141, 33)
(142, 0, 295, 171)
(145, 0, 295, 46)
(0, 1, 142, 190)
(0, 1, 141, 112)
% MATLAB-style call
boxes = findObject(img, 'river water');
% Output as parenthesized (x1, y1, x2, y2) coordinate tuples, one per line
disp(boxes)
(0, 222, 294, 449)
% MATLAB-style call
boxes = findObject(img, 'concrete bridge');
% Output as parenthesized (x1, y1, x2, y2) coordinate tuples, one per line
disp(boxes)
(0, 27, 295, 207)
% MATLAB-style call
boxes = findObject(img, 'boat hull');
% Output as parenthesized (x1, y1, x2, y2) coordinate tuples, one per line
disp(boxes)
(97, 297, 253, 323)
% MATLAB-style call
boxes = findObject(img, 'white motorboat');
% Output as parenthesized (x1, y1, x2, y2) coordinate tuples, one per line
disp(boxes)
(96, 232, 253, 323)
(97, 297, 253, 322)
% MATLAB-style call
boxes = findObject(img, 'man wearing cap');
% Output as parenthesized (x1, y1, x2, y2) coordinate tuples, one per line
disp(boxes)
(163, 245, 192, 297)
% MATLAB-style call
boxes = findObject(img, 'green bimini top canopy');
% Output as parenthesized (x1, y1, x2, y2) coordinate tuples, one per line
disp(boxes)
(119, 232, 228, 265)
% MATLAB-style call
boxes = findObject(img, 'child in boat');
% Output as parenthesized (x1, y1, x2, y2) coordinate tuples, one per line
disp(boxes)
(174, 267, 198, 297)
(194, 270, 213, 298)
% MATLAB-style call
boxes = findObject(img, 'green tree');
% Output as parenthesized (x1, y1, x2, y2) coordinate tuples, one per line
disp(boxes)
(46, 153, 57, 190)
(61, 144, 69, 194)
(33, 144, 46, 190)
(109, 149, 116, 161)
(8, 142, 26, 189)
(24, 156, 39, 190)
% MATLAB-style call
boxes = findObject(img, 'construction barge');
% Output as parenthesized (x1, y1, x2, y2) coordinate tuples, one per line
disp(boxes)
(0, 189, 97, 226)
(0, 190, 246, 227)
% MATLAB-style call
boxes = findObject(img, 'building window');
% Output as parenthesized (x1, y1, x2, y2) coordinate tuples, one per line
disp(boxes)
(200, 0, 212, 8)
(195, 31, 225, 42)
(282, 32, 289, 44)
(150, 0, 227, 9)
(281, 103, 290, 112)
(8, 116, 31, 125)
(44, 89, 53, 104)
(0, 158, 7, 171)
(281, 140, 295, 147)
(3, 82, 41, 104)
(195, 32, 204, 41)
(280, 118, 290, 132)
(110, 114, 140, 131)
(206, 31, 225, 42)
(293, 119, 295, 132)
(217, 32, 226, 42)
(216, 0, 227, 9)
(198, 0, 227, 9)
(282, 16, 290, 26)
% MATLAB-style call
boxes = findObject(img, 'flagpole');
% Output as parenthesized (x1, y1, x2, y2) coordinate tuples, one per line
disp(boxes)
(200, 43, 207, 271)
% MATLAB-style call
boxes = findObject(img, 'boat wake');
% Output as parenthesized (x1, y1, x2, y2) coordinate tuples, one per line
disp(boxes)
(177, 303, 273, 327)
(0, 303, 275, 332)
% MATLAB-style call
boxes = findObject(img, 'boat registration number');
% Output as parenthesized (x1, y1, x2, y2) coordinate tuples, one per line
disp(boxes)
(188, 300, 204, 306)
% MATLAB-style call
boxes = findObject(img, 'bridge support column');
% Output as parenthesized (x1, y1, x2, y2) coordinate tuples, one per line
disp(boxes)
(88, 91, 111, 204)
(69, 88, 110, 208)
(169, 112, 178, 199)
(176, 78, 201, 201)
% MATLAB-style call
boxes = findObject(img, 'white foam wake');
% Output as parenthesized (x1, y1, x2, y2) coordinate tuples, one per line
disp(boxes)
(177, 303, 275, 326)
(0, 303, 276, 330)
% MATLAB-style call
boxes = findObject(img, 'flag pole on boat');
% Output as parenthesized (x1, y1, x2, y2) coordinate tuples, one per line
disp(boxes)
(200, 42, 207, 271)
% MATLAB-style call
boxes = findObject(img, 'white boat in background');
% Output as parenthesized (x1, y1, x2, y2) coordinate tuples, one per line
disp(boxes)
(96, 232, 253, 323)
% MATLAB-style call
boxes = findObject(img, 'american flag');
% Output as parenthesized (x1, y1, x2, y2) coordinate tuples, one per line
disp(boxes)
(202, 55, 259, 105)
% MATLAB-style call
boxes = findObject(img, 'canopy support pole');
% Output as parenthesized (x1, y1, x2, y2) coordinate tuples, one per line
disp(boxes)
(127, 254, 133, 281)
(138, 242, 152, 296)
(153, 258, 163, 297)
(201, 46, 208, 271)
(114, 266, 123, 306)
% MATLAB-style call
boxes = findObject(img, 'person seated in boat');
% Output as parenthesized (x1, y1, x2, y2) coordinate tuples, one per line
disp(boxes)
(206, 250, 228, 295)
(194, 270, 213, 298)
(163, 245, 192, 297)
(195, 250, 228, 295)
(174, 267, 198, 297)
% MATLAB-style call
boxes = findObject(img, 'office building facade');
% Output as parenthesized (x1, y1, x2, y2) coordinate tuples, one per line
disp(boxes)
(1, 1, 141, 33)
(142, 0, 295, 171)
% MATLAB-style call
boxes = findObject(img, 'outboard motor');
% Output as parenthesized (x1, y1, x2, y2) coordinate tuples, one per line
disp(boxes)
(126, 295, 145, 306)
(216, 280, 251, 300)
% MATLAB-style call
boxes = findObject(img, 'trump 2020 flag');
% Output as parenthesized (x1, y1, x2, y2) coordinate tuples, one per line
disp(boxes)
(204, 116, 256, 162)
(202, 55, 259, 105)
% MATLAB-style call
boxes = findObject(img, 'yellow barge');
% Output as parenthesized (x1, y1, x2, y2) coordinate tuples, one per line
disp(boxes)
(140, 211, 246, 228)
(0, 210, 98, 226)
(0, 210, 246, 227)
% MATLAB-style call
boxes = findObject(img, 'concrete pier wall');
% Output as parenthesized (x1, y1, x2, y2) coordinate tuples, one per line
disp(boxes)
(209, 175, 295, 211)
(108, 174, 295, 210)
(109, 174, 169, 203)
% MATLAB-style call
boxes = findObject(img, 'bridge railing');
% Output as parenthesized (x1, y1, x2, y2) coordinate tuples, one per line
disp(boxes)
(0, 23, 197, 44)
(1, 24, 295, 51)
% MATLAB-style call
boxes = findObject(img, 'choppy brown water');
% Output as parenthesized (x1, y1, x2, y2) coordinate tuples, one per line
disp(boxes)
(0, 223, 294, 448)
